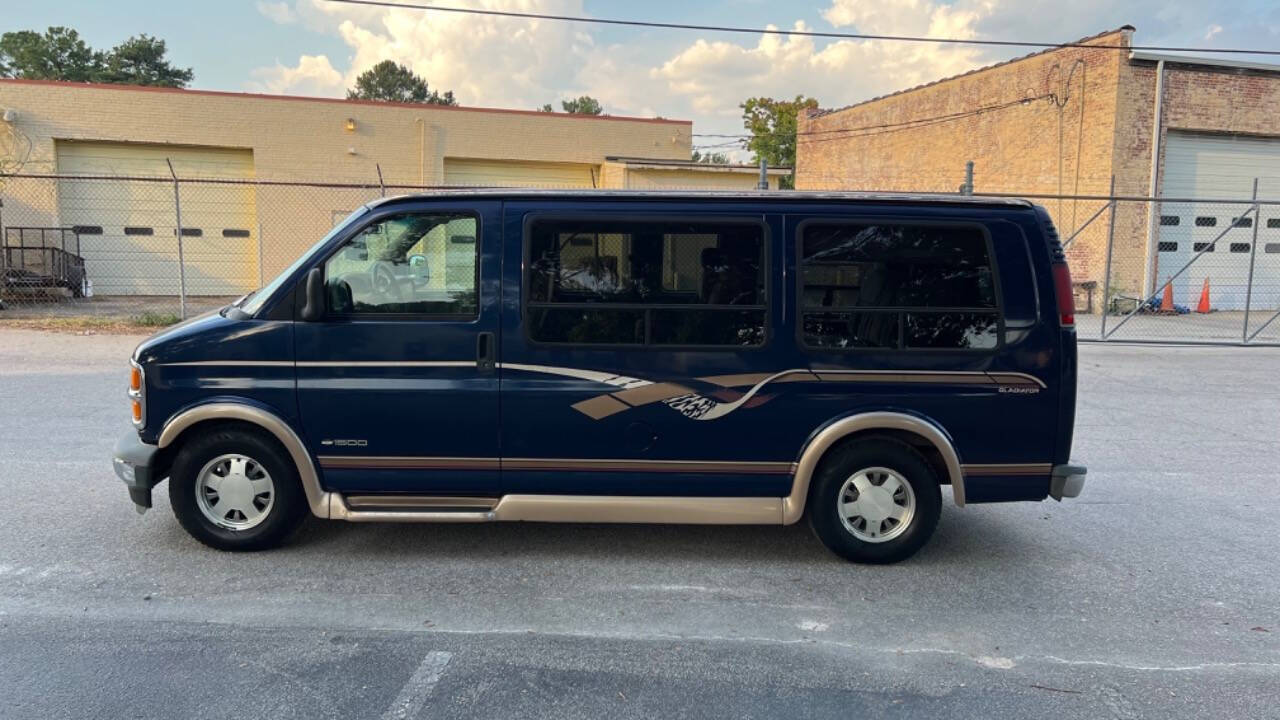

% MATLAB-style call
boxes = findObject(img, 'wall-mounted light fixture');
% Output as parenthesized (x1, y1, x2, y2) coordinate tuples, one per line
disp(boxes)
(347, 146, 357, 155)
(2, 108, 15, 123)
(344, 117, 357, 132)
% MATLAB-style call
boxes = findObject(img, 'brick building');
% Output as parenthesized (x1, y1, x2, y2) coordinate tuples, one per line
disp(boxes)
(0, 80, 783, 296)
(796, 27, 1280, 311)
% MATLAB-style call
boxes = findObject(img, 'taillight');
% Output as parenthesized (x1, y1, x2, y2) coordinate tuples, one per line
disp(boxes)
(1052, 262, 1075, 327)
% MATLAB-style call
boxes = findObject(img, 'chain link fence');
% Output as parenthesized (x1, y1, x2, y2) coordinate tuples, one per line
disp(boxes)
(970, 186, 1280, 345)
(2, 171, 1278, 344)
(0, 173, 404, 321)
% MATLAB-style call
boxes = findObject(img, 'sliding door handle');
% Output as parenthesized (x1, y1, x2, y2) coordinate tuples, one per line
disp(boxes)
(476, 331, 496, 373)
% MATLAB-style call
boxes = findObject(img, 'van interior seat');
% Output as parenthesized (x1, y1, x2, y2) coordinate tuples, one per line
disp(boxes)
(701, 247, 727, 304)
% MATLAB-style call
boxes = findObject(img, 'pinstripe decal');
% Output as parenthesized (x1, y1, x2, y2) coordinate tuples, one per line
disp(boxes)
(319, 456, 795, 475)
(502, 458, 796, 474)
(961, 463, 1053, 476)
(160, 360, 294, 367)
(162, 361, 1046, 424)
(319, 456, 500, 470)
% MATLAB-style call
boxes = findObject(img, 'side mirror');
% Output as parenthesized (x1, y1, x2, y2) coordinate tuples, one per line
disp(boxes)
(408, 254, 426, 268)
(300, 267, 324, 321)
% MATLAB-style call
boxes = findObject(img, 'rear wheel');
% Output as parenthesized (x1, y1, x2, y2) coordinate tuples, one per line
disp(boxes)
(168, 427, 306, 551)
(807, 438, 941, 564)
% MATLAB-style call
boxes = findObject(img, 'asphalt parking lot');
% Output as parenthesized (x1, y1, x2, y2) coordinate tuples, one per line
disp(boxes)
(0, 328, 1277, 719)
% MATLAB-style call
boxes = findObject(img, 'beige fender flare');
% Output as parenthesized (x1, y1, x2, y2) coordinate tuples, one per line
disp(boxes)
(782, 411, 964, 525)
(158, 403, 334, 518)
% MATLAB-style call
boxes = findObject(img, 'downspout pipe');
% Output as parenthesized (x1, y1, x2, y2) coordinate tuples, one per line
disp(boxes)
(1141, 57, 1165, 298)
(415, 118, 425, 186)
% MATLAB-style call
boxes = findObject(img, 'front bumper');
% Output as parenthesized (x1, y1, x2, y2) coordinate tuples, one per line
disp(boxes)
(1049, 463, 1087, 501)
(113, 429, 162, 512)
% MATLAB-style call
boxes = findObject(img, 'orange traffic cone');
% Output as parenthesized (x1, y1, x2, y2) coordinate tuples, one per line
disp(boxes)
(1160, 280, 1175, 313)
(1196, 278, 1212, 313)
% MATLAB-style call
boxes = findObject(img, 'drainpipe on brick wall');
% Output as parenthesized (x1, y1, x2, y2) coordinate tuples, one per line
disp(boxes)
(1141, 58, 1166, 298)
(416, 118, 426, 186)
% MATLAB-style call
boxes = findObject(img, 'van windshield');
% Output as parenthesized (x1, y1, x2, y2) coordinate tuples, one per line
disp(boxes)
(239, 206, 371, 316)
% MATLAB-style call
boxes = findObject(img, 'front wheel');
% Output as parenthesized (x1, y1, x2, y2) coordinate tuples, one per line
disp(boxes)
(168, 427, 307, 551)
(807, 438, 942, 564)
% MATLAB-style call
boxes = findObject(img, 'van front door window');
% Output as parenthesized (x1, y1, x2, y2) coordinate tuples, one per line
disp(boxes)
(324, 212, 478, 316)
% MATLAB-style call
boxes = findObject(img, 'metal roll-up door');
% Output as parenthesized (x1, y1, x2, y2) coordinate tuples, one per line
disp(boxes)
(55, 141, 257, 296)
(1158, 133, 1280, 310)
(443, 158, 598, 188)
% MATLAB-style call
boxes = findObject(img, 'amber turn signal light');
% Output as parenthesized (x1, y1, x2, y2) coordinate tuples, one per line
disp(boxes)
(130, 365, 142, 392)
(131, 399, 143, 423)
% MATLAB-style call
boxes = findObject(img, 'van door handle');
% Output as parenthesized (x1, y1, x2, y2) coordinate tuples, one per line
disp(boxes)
(476, 331, 496, 373)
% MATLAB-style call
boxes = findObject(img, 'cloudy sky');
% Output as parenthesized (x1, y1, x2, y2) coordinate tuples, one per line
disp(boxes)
(8, 0, 1280, 154)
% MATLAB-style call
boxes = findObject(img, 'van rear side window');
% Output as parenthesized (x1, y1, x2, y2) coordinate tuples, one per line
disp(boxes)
(526, 218, 766, 347)
(799, 223, 1000, 350)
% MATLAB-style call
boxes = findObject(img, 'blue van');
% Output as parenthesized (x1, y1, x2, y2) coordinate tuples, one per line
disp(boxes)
(113, 190, 1086, 563)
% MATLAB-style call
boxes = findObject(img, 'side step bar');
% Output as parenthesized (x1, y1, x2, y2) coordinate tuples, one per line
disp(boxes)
(330, 494, 784, 525)
(343, 495, 498, 510)
(336, 495, 497, 523)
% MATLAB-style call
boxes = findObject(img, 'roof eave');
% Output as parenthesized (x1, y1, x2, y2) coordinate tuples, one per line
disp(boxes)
(1128, 50, 1280, 75)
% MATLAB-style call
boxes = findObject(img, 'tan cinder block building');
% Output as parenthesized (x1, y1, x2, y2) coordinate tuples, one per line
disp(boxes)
(0, 79, 775, 296)
(796, 27, 1280, 312)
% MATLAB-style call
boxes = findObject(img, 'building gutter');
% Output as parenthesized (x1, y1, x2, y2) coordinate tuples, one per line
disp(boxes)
(1142, 59, 1165, 297)
(1128, 50, 1280, 75)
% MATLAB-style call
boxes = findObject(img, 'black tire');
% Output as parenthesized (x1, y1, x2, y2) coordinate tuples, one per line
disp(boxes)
(807, 437, 942, 564)
(168, 427, 307, 551)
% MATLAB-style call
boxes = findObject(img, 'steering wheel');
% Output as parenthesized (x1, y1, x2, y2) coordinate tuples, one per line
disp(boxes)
(371, 261, 403, 301)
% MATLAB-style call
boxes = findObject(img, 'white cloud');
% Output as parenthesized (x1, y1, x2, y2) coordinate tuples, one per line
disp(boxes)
(1204, 24, 1223, 40)
(246, 0, 993, 140)
(245, 0, 1280, 145)
(256, 1, 298, 25)
(647, 17, 984, 118)
(246, 54, 344, 96)
(249, 0, 593, 110)
(822, 0, 987, 37)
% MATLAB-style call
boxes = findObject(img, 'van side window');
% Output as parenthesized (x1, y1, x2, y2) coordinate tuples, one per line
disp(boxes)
(526, 218, 766, 346)
(324, 212, 478, 316)
(799, 223, 999, 350)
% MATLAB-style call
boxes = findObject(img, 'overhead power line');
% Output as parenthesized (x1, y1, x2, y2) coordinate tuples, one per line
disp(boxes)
(324, 0, 1280, 56)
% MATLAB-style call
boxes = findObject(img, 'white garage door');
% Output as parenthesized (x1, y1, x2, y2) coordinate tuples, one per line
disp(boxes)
(443, 158, 598, 188)
(1156, 133, 1280, 310)
(56, 141, 257, 296)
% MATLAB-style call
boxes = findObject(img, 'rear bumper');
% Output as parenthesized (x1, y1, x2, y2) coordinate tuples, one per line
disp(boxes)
(113, 429, 162, 511)
(1049, 463, 1087, 501)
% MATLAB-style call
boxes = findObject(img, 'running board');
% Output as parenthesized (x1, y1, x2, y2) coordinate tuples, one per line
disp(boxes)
(328, 493, 784, 525)
(343, 495, 499, 511)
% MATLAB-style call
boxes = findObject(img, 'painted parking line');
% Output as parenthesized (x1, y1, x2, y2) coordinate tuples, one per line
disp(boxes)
(381, 651, 453, 720)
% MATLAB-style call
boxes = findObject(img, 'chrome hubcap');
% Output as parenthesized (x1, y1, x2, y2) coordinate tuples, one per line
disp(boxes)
(195, 454, 274, 531)
(838, 466, 916, 543)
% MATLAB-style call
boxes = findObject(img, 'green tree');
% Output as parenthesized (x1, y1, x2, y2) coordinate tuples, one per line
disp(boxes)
(97, 35, 192, 87)
(0, 27, 192, 88)
(561, 95, 602, 115)
(540, 95, 602, 115)
(691, 150, 730, 164)
(740, 95, 818, 189)
(0, 27, 103, 82)
(347, 60, 456, 105)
